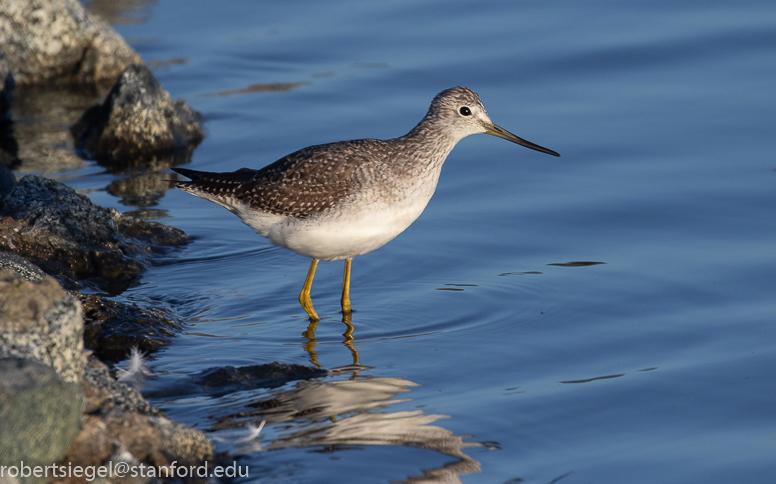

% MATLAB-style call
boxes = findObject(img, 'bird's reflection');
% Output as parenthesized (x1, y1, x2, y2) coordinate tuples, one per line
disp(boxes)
(302, 312, 360, 369)
(210, 313, 485, 483)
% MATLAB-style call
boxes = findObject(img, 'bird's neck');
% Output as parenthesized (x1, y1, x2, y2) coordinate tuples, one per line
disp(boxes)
(400, 117, 460, 163)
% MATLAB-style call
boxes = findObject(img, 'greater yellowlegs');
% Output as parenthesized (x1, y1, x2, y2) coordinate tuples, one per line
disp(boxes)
(172, 87, 559, 320)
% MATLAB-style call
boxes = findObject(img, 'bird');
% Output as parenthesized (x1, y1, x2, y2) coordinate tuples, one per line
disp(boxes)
(171, 86, 559, 321)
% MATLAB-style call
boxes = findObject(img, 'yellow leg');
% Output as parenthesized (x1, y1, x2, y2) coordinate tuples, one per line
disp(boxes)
(299, 259, 319, 320)
(341, 258, 352, 314)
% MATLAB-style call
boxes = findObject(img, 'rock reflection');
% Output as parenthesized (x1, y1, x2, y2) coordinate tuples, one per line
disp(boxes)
(107, 170, 180, 209)
(209, 317, 483, 483)
(11, 85, 103, 174)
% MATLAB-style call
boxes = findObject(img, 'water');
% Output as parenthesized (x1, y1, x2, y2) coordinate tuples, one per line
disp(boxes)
(20, 0, 776, 482)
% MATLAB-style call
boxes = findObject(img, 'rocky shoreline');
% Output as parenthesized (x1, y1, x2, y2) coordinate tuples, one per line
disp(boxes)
(0, 181, 218, 484)
(0, 1, 216, 482)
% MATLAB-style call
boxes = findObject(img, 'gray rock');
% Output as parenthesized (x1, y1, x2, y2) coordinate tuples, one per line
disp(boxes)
(2, 175, 124, 245)
(0, 175, 187, 291)
(0, 357, 83, 475)
(0, 271, 85, 383)
(71, 64, 204, 162)
(0, 0, 142, 86)
(0, 174, 190, 361)
(0, 252, 44, 282)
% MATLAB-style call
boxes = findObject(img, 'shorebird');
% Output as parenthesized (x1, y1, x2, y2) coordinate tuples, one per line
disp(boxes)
(172, 86, 559, 320)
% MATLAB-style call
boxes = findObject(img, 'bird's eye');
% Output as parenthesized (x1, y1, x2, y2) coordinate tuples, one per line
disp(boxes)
(459, 106, 472, 116)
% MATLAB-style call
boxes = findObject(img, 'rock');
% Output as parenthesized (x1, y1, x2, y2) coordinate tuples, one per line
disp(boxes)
(61, 409, 215, 481)
(71, 64, 204, 163)
(196, 362, 329, 391)
(79, 294, 184, 363)
(0, 251, 45, 282)
(0, 174, 189, 362)
(0, 271, 85, 383)
(0, 358, 83, 475)
(113, 210, 190, 248)
(0, 175, 187, 292)
(142, 362, 329, 402)
(0, 0, 142, 86)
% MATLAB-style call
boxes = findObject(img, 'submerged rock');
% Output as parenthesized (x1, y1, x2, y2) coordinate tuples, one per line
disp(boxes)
(196, 362, 329, 392)
(80, 293, 184, 363)
(143, 361, 329, 402)
(0, 175, 187, 292)
(71, 64, 204, 164)
(0, 0, 142, 86)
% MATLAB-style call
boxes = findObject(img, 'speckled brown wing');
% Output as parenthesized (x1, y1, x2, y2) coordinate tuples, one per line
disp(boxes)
(173, 139, 382, 218)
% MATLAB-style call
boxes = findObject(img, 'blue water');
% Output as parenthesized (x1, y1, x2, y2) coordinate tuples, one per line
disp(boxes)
(46, 0, 776, 482)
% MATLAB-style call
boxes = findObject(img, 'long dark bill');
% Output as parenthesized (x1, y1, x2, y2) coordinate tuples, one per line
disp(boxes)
(485, 124, 560, 157)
